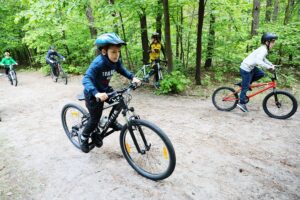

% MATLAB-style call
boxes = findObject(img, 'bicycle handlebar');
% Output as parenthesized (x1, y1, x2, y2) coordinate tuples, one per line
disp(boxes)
(96, 83, 139, 103)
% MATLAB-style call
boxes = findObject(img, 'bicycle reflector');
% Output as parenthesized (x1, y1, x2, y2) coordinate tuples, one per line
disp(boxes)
(163, 146, 169, 160)
(71, 111, 79, 117)
(126, 143, 131, 154)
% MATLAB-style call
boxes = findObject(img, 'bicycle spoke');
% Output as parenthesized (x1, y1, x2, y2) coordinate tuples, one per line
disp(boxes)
(265, 94, 293, 116)
(123, 125, 171, 175)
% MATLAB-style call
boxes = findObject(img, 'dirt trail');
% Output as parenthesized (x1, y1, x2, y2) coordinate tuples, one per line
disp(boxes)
(0, 71, 299, 200)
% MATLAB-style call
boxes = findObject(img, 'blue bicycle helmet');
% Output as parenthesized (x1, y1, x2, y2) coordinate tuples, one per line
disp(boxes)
(95, 32, 126, 49)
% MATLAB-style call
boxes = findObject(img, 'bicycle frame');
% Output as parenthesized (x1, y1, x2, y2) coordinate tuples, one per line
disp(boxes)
(223, 72, 277, 101)
(87, 85, 148, 154)
(92, 87, 136, 139)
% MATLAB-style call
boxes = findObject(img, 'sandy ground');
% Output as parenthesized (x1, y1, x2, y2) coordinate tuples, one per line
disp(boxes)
(0, 71, 299, 200)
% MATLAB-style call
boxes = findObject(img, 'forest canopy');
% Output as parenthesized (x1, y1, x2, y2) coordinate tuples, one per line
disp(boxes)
(0, 0, 299, 87)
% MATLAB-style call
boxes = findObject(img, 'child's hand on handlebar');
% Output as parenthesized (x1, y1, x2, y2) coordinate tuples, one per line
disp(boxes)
(268, 65, 275, 72)
(132, 77, 142, 86)
(95, 92, 108, 102)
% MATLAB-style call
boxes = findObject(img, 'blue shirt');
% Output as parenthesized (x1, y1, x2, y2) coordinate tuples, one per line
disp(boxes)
(45, 50, 64, 63)
(82, 55, 134, 98)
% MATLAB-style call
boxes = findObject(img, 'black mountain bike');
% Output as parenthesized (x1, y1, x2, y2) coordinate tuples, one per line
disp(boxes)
(51, 61, 68, 85)
(61, 83, 176, 180)
(1, 64, 18, 86)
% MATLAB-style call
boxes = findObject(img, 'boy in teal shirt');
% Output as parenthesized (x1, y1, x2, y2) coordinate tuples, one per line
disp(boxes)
(0, 52, 18, 77)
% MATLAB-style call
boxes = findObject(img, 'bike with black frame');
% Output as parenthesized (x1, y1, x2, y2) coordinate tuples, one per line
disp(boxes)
(51, 60, 68, 85)
(0, 64, 18, 86)
(61, 82, 176, 180)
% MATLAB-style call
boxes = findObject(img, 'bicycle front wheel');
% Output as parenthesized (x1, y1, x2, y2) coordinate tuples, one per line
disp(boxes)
(263, 90, 298, 119)
(120, 119, 176, 181)
(59, 68, 68, 85)
(10, 70, 18, 86)
(61, 103, 89, 149)
(212, 87, 238, 111)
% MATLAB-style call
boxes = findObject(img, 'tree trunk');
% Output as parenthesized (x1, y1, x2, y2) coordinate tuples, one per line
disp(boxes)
(179, 7, 184, 63)
(204, 10, 215, 70)
(139, 8, 149, 64)
(119, 12, 132, 69)
(108, 0, 119, 34)
(85, 3, 97, 38)
(185, 6, 196, 69)
(272, 0, 279, 22)
(265, 0, 272, 22)
(195, 0, 205, 85)
(284, 0, 295, 25)
(162, 0, 173, 72)
(175, 5, 180, 58)
(251, 0, 260, 36)
(156, 0, 163, 40)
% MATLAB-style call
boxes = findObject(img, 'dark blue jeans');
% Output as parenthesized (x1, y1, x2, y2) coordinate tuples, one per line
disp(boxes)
(239, 67, 265, 104)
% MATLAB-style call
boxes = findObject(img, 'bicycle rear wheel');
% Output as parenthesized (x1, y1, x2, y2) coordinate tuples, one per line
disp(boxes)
(262, 90, 298, 119)
(9, 70, 18, 86)
(120, 119, 176, 181)
(212, 87, 239, 111)
(61, 103, 89, 149)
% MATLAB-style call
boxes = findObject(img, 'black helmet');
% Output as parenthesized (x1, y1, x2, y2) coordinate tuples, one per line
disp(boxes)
(95, 32, 126, 49)
(261, 33, 278, 44)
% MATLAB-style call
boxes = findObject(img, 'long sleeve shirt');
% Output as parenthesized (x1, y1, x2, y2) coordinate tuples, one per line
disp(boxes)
(45, 50, 64, 63)
(0, 57, 17, 66)
(240, 45, 273, 72)
(82, 55, 134, 98)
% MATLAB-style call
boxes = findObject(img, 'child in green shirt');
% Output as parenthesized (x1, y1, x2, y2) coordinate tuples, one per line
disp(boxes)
(0, 52, 18, 76)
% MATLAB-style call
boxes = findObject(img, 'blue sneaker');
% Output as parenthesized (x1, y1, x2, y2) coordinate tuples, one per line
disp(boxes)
(237, 103, 249, 112)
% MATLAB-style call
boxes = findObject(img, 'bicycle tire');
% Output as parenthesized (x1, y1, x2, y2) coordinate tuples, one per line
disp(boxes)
(60, 68, 68, 85)
(262, 90, 298, 119)
(212, 87, 238, 111)
(120, 119, 176, 181)
(10, 70, 18, 86)
(61, 103, 89, 149)
(7, 71, 13, 85)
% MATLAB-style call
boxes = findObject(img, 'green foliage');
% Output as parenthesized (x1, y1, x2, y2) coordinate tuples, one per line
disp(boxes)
(156, 70, 190, 94)
(39, 65, 51, 75)
(64, 65, 87, 74)
(202, 74, 212, 86)
(0, 0, 298, 95)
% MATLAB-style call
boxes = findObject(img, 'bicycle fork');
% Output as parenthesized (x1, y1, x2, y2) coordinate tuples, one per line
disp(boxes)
(127, 120, 151, 155)
(272, 89, 282, 108)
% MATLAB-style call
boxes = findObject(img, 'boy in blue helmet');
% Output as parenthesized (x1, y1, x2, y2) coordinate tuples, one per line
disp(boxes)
(237, 32, 278, 112)
(81, 32, 141, 153)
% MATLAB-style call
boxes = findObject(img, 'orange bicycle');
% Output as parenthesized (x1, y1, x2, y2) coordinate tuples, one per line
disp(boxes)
(212, 69, 298, 119)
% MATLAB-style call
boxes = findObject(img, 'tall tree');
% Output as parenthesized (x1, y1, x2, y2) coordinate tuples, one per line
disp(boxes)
(162, 0, 173, 72)
(195, 0, 205, 85)
(185, 6, 196, 69)
(284, 0, 295, 25)
(265, 0, 273, 22)
(156, 0, 163, 40)
(272, 0, 279, 22)
(251, 0, 260, 36)
(139, 7, 149, 64)
(85, 2, 97, 39)
(204, 8, 215, 70)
